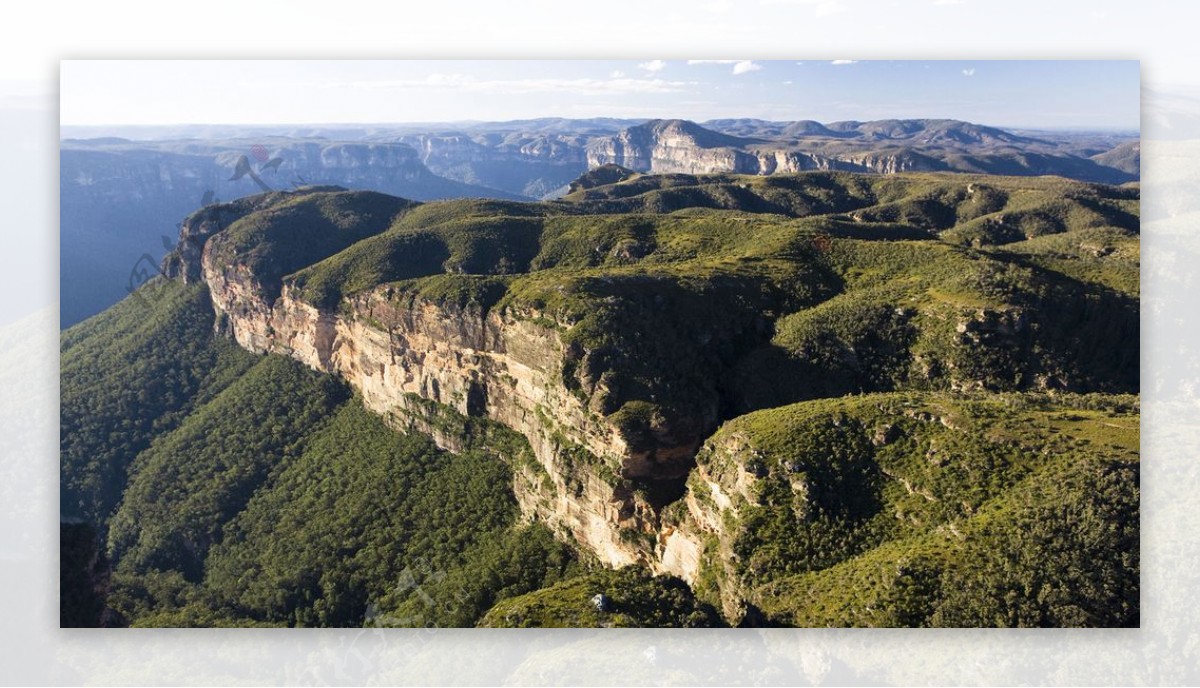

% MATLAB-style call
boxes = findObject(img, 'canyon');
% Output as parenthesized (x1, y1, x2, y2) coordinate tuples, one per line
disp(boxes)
(145, 168, 1139, 622)
(62, 118, 1138, 327)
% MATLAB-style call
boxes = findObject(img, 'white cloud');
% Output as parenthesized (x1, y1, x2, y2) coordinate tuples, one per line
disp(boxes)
(638, 60, 667, 73)
(346, 73, 690, 96)
(831, 60, 859, 66)
(732, 60, 763, 75)
(610, 70, 626, 78)
(962, 68, 976, 77)
(687, 59, 763, 75)
(933, 0, 963, 5)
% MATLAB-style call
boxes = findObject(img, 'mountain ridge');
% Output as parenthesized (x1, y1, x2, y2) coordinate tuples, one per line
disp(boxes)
(61, 117, 1139, 328)
(135, 171, 1136, 619)
(588, 118, 1136, 183)
(61, 167, 1140, 628)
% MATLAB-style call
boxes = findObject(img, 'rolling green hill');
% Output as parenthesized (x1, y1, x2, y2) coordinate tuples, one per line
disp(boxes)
(61, 170, 1139, 627)
(677, 391, 1138, 627)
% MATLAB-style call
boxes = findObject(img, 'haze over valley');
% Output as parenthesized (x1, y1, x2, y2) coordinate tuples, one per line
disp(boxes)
(60, 117, 1138, 326)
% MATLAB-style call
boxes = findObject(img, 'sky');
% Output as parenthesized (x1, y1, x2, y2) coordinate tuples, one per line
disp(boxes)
(60, 60, 1140, 130)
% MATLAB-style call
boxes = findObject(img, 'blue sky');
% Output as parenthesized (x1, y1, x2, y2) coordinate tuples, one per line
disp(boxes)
(60, 60, 1140, 130)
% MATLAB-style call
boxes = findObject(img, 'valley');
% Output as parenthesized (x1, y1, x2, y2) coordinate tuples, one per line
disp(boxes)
(59, 117, 1137, 327)
(60, 168, 1140, 628)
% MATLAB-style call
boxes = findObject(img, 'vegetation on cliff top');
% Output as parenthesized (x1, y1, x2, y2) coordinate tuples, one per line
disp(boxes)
(216, 174, 1138, 449)
(64, 169, 1140, 627)
(683, 391, 1138, 627)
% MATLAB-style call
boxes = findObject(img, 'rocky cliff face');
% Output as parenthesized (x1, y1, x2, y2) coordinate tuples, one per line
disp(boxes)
(586, 120, 945, 177)
(166, 169, 1139, 604)
(586, 119, 761, 174)
(189, 223, 676, 568)
(750, 149, 942, 175)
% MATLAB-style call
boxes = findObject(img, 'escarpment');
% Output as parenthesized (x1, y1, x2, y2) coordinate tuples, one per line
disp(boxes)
(655, 391, 1140, 625)
(583, 118, 1136, 184)
(185, 192, 762, 568)
(199, 254, 672, 567)
(162, 171, 1140, 604)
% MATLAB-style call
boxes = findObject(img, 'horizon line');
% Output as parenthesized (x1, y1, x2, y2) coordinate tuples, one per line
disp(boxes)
(58, 117, 1143, 134)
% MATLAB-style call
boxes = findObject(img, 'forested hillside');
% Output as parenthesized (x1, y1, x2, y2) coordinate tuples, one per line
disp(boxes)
(61, 169, 1139, 627)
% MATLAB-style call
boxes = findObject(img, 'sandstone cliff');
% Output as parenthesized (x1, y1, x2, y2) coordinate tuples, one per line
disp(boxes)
(162, 173, 1140, 609)
(181, 204, 680, 568)
(585, 120, 952, 177)
(583, 118, 1137, 183)
(586, 119, 763, 174)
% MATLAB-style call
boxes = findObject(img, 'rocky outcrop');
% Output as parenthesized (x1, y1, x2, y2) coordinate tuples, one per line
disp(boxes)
(656, 432, 764, 620)
(197, 232, 677, 568)
(749, 149, 942, 175)
(586, 119, 763, 174)
(586, 119, 947, 177)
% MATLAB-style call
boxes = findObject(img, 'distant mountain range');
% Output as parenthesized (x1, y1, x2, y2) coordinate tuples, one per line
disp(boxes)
(586, 118, 1139, 182)
(60, 117, 1138, 327)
